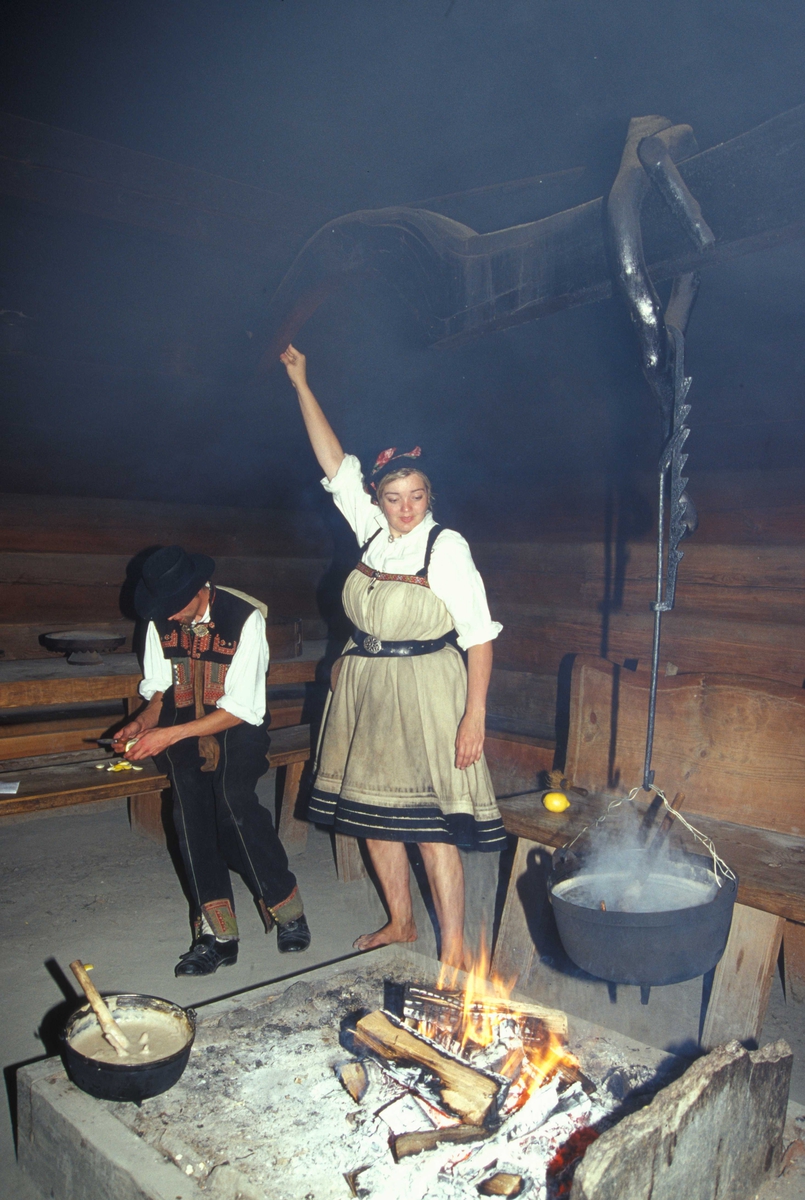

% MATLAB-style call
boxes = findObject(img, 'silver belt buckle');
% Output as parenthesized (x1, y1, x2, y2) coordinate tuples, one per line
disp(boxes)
(363, 635, 382, 655)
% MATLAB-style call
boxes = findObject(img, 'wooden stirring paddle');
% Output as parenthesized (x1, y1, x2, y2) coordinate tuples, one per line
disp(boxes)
(69, 960, 130, 1057)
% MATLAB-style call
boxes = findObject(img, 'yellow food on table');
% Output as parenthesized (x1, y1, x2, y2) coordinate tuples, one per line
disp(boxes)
(542, 791, 570, 813)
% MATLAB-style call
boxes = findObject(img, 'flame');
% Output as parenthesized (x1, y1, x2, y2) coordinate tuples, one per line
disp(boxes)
(414, 932, 581, 1112)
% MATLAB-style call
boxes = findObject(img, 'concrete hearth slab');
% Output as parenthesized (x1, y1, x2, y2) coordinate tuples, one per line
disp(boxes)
(18, 946, 683, 1200)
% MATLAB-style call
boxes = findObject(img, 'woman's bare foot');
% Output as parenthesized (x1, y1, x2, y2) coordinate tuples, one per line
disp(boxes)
(353, 921, 417, 951)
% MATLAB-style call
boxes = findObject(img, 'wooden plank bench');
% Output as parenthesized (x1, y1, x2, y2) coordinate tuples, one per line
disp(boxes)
(0, 654, 318, 756)
(492, 655, 805, 1049)
(0, 713, 127, 759)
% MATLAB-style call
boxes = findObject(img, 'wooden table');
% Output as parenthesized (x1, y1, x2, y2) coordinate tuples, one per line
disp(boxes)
(0, 755, 168, 818)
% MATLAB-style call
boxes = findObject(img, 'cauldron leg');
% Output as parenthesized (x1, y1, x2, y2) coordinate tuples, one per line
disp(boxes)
(640, 985, 651, 1005)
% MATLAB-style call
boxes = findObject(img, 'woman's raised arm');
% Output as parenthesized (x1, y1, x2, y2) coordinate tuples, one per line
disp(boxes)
(280, 345, 344, 481)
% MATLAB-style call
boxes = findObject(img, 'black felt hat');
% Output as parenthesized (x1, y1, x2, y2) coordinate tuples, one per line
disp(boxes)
(134, 545, 215, 621)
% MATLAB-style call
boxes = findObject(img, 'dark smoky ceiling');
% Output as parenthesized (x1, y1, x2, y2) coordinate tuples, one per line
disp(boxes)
(1, 0, 804, 528)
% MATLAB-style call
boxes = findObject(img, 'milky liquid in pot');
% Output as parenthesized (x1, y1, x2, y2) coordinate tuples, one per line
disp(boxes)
(70, 1011, 189, 1064)
(553, 868, 718, 913)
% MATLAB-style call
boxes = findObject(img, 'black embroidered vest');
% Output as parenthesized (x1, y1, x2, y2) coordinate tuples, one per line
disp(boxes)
(154, 587, 255, 725)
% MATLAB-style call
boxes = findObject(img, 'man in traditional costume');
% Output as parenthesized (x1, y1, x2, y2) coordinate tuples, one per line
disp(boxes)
(114, 545, 310, 975)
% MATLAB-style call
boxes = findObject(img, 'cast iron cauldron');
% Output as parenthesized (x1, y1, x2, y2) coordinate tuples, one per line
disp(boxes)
(62, 993, 196, 1102)
(548, 847, 737, 987)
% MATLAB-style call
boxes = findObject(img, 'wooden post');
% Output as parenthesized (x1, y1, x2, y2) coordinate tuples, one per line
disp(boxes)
(783, 919, 805, 1004)
(701, 903, 784, 1049)
(129, 789, 168, 845)
(276, 760, 309, 853)
(490, 836, 551, 988)
(336, 833, 367, 882)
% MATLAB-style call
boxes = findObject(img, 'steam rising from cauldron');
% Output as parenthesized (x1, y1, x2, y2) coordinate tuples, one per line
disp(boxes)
(558, 802, 718, 914)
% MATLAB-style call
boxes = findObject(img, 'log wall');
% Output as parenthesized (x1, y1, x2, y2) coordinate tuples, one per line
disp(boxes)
(0, 493, 330, 659)
(478, 467, 805, 748)
(2, 472, 803, 755)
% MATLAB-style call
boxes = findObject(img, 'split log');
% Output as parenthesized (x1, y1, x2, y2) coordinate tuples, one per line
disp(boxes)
(477, 1173, 525, 1197)
(335, 1061, 369, 1103)
(403, 985, 568, 1038)
(343, 1164, 370, 1196)
(354, 1010, 507, 1128)
(391, 1124, 490, 1162)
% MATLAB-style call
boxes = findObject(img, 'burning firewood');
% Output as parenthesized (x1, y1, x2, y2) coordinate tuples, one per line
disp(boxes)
(404, 985, 568, 1039)
(477, 1172, 525, 1197)
(354, 1010, 507, 1128)
(390, 1123, 490, 1162)
(335, 1060, 369, 1103)
(554, 1059, 597, 1096)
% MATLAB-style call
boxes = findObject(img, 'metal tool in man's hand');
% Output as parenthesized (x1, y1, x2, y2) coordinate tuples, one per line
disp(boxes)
(89, 737, 140, 750)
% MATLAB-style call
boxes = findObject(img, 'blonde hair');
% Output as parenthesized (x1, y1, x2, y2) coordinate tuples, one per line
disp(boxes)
(375, 467, 433, 509)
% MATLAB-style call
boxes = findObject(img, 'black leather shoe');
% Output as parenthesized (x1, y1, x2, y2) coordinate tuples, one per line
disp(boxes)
(277, 915, 311, 953)
(174, 934, 239, 977)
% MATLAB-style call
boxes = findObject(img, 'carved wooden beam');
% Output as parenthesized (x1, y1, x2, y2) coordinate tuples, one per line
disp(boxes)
(257, 104, 805, 369)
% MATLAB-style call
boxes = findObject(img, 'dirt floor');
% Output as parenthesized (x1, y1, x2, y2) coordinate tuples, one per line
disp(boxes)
(1, 784, 804, 1200)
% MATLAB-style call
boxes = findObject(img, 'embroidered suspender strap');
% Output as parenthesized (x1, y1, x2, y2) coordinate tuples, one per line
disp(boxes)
(355, 524, 445, 587)
(348, 525, 458, 656)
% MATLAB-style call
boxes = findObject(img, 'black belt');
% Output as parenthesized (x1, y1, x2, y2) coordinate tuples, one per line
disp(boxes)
(348, 628, 455, 657)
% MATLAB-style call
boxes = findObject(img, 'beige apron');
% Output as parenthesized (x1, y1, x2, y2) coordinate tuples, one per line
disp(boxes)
(310, 567, 505, 848)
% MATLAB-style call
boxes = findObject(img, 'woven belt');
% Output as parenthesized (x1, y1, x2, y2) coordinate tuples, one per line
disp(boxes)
(349, 628, 453, 657)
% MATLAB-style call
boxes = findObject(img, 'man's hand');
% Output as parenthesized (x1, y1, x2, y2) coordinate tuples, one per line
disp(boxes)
(280, 343, 307, 390)
(455, 711, 485, 771)
(125, 728, 176, 760)
(110, 719, 144, 753)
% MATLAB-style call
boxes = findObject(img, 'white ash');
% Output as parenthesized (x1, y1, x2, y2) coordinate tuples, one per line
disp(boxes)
(109, 964, 681, 1200)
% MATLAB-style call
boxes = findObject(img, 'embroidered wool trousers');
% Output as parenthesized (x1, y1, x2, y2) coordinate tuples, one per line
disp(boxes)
(162, 723, 297, 921)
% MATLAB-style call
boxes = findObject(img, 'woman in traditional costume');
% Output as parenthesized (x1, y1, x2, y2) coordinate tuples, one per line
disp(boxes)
(281, 345, 505, 967)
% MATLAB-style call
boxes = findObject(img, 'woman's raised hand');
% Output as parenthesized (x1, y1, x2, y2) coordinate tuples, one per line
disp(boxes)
(281, 343, 345, 480)
(280, 344, 307, 390)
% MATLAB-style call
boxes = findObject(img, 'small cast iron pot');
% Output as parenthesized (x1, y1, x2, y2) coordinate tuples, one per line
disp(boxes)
(62, 993, 196, 1103)
(548, 847, 738, 987)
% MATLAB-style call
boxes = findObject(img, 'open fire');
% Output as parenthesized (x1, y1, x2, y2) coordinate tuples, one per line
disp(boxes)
(336, 945, 613, 1197)
(106, 950, 691, 1200)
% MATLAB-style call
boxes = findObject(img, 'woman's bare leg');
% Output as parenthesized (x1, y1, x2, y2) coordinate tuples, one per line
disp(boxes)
(353, 838, 418, 950)
(418, 842, 466, 969)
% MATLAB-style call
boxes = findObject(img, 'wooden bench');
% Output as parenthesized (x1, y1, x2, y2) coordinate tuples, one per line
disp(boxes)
(0, 713, 128, 760)
(0, 652, 318, 757)
(492, 655, 805, 1047)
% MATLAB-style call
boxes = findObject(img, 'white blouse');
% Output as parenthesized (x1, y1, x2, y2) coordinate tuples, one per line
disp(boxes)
(322, 454, 502, 651)
(139, 605, 268, 726)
